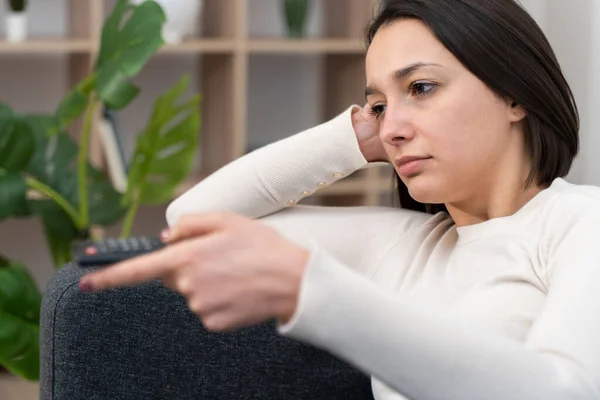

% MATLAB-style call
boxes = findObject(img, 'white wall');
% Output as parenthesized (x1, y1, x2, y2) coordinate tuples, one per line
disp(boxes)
(520, 0, 599, 185)
(573, 0, 600, 185)
(518, 0, 547, 30)
(581, 0, 600, 184)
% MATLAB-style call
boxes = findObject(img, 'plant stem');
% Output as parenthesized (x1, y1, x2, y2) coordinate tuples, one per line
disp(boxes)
(120, 191, 141, 238)
(52, 245, 72, 270)
(78, 94, 99, 228)
(25, 177, 84, 229)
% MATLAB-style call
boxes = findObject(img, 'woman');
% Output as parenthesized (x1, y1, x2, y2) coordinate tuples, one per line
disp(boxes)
(80, 0, 600, 398)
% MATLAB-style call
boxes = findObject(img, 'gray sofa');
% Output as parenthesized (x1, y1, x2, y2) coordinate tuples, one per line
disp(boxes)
(40, 262, 374, 399)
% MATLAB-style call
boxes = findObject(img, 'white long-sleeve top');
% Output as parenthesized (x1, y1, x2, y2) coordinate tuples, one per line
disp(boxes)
(165, 106, 600, 400)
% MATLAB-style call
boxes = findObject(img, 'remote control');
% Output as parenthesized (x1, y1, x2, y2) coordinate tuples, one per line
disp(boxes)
(72, 236, 166, 267)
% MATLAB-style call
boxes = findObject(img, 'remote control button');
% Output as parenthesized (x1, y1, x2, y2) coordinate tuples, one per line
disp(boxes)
(140, 237, 151, 250)
(85, 246, 98, 255)
(118, 238, 131, 251)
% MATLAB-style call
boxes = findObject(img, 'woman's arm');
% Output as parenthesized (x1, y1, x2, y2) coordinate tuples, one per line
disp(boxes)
(277, 212, 600, 399)
(165, 105, 419, 275)
(259, 204, 431, 278)
(166, 106, 369, 225)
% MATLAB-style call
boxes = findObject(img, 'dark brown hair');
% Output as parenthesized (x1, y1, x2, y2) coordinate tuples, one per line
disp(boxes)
(366, 0, 579, 214)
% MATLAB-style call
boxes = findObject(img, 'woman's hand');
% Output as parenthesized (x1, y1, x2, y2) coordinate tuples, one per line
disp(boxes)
(78, 212, 310, 331)
(352, 104, 387, 163)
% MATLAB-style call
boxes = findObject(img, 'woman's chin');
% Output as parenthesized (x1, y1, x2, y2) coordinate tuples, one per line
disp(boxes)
(402, 174, 447, 205)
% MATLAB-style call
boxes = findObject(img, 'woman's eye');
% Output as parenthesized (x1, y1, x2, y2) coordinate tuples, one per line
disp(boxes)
(410, 82, 436, 97)
(368, 104, 386, 119)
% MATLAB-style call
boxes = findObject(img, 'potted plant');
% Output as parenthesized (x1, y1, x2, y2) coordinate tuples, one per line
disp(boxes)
(6, 0, 28, 42)
(0, 0, 201, 381)
(282, 0, 311, 39)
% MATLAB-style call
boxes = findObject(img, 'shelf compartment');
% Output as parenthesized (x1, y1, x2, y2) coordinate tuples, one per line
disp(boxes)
(322, 54, 367, 120)
(246, 53, 323, 153)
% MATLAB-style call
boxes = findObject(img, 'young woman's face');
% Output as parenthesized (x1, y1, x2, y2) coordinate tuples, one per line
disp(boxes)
(365, 19, 527, 205)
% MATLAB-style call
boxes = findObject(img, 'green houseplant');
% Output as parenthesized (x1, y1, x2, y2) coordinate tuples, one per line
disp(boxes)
(0, 0, 201, 381)
(8, 0, 26, 11)
(282, 0, 311, 39)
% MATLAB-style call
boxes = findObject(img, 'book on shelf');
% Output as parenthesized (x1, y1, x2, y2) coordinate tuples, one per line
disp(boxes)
(98, 107, 129, 193)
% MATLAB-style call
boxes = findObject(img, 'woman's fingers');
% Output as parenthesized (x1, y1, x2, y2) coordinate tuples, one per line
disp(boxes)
(79, 241, 190, 291)
(162, 211, 247, 243)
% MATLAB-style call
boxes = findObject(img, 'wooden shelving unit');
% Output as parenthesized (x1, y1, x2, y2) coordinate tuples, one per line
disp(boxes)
(246, 38, 365, 53)
(0, 0, 396, 208)
(0, 39, 93, 53)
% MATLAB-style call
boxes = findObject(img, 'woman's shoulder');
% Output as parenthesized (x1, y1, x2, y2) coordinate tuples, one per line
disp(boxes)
(550, 177, 600, 202)
(538, 178, 600, 252)
(543, 178, 600, 220)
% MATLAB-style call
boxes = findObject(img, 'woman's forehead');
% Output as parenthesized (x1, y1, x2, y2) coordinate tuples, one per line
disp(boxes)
(365, 20, 460, 79)
(367, 20, 451, 65)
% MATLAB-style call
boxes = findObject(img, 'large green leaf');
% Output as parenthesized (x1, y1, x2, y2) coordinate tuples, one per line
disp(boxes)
(53, 1, 166, 126)
(29, 201, 80, 268)
(53, 75, 96, 133)
(126, 75, 200, 206)
(24, 116, 127, 226)
(0, 104, 35, 171)
(0, 104, 36, 219)
(0, 103, 13, 136)
(0, 255, 41, 381)
(94, 0, 166, 110)
(96, 64, 140, 110)
(87, 176, 127, 225)
(0, 171, 28, 222)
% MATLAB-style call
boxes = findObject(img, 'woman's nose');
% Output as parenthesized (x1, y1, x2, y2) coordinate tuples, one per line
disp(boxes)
(379, 108, 416, 146)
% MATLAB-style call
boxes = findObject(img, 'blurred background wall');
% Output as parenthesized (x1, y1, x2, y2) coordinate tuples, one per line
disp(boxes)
(520, 0, 600, 185)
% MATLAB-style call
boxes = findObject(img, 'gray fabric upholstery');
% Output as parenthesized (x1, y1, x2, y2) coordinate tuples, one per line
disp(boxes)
(40, 262, 374, 399)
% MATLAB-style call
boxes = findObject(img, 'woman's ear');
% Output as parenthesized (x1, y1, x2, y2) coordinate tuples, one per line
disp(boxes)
(508, 100, 527, 122)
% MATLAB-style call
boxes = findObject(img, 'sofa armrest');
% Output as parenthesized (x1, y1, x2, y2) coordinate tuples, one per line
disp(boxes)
(40, 262, 373, 400)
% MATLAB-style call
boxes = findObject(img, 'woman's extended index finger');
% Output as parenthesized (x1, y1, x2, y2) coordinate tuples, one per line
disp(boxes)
(78, 244, 180, 292)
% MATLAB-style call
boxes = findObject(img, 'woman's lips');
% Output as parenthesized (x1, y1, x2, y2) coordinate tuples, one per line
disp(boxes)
(394, 156, 432, 176)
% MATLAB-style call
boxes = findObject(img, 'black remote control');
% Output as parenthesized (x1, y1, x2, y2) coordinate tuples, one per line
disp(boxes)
(72, 236, 166, 267)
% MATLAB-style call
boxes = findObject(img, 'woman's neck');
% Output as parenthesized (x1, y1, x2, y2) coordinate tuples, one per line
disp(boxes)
(445, 177, 547, 227)
(445, 123, 548, 227)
